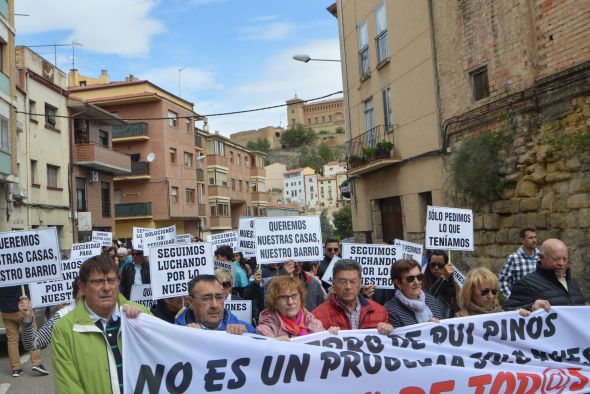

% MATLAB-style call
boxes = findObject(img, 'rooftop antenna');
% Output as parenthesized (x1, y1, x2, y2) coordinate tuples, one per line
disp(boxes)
(71, 41, 83, 70)
(27, 43, 73, 68)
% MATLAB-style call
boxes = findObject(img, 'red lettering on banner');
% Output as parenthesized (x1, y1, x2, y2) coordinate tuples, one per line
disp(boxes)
(468, 374, 493, 394)
(490, 371, 516, 393)
(398, 380, 454, 394)
(568, 368, 589, 391)
(466, 368, 589, 394)
(515, 372, 542, 394)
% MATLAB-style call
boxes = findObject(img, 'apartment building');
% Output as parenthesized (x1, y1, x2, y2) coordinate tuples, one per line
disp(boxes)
(10, 46, 73, 248)
(205, 132, 267, 232)
(329, 1, 443, 243)
(323, 161, 347, 177)
(283, 167, 314, 206)
(318, 176, 337, 209)
(68, 70, 204, 241)
(303, 173, 318, 210)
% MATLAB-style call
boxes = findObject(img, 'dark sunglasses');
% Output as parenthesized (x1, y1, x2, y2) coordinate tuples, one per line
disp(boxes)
(404, 274, 425, 283)
(480, 288, 498, 296)
(430, 263, 445, 270)
(221, 281, 232, 289)
(327, 247, 340, 252)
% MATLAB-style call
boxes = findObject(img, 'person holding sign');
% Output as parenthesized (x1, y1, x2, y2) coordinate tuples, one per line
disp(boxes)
(52, 256, 150, 394)
(176, 275, 255, 334)
(312, 260, 393, 334)
(385, 259, 447, 327)
(423, 250, 459, 318)
(257, 276, 325, 340)
(120, 249, 151, 300)
(318, 237, 340, 292)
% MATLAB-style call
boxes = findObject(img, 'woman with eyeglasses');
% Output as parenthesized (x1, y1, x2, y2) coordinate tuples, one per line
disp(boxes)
(456, 267, 530, 317)
(422, 250, 460, 318)
(256, 276, 325, 340)
(384, 259, 447, 327)
(215, 268, 241, 300)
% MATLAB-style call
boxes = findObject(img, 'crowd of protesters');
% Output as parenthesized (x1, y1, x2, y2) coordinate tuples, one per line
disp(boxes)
(1, 226, 586, 393)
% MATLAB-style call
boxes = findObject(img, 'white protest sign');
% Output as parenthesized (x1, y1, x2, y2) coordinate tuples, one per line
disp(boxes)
(224, 300, 252, 325)
(70, 241, 102, 259)
(207, 231, 238, 250)
(142, 225, 177, 253)
(92, 231, 113, 247)
(29, 258, 83, 308)
(342, 243, 398, 289)
(132, 227, 152, 250)
(213, 259, 236, 283)
(123, 307, 590, 393)
(149, 243, 214, 299)
(130, 284, 156, 309)
(0, 228, 62, 287)
(394, 239, 423, 262)
(321, 256, 339, 286)
(254, 216, 322, 264)
(425, 205, 474, 251)
(175, 234, 192, 244)
(237, 218, 256, 258)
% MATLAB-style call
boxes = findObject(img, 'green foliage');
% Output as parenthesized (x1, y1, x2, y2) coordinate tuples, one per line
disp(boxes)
(320, 209, 334, 240)
(333, 204, 352, 240)
(542, 128, 590, 154)
(451, 133, 509, 203)
(281, 123, 316, 148)
(375, 140, 394, 152)
(298, 143, 337, 173)
(319, 130, 329, 135)
(336, 127, 345, 134)
(246, 138, 271, 153)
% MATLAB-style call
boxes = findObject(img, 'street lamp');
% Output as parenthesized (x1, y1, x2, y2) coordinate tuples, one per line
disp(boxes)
(292, 54, 340, 63)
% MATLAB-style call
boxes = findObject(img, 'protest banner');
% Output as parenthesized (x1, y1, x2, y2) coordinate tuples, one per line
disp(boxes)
(149, 243, 214, 299)
(0, 228, 61, 287)
(70, 241, 102, 259)
(254, 216, 322, 264)
(132, 227, 152, 250)
(123, 306, 590, 393)
(237, 218, 256, 258)
(130, 284, 156, 309)
(342, 243, 398, 289)
(224, 300, 252, 325)
(321, 256, 339, 286)
(175, 234, 192, 244)
(208, 231, 238, 250)
(92, 231, 113, 247)
(29, 258, 83, 308)
(425, 205, 474, 251)
(142, 225, 177, 253)
(394, 239, 423, 263)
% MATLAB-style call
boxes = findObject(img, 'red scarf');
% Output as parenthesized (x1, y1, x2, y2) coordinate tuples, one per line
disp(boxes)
(278, 309, 309, 337)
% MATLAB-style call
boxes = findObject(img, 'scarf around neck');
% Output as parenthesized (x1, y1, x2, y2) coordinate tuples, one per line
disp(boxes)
(395, 289, 433, 323)
(278, 308, 309, 337)
(465, 301, 503, 316)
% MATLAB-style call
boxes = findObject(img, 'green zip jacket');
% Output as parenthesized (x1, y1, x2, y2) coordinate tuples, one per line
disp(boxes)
(52, 294, 150, 394)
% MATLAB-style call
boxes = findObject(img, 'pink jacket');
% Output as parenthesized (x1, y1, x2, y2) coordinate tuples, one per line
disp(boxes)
(256, 308, 325, 338)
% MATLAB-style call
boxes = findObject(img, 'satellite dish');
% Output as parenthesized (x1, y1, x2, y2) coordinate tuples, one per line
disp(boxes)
(146, 152, 156, 163)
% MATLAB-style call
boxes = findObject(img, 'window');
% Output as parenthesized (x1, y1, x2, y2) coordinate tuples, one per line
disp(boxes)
(308, 118, 311, 124)
(375, 3, 389, 63)
(99, 130, 109, 147)
(171, 186, 179, 203)
(328, 115, 332, 122)
(207, 168, 228, 186)
(29, 100, 37, 122)
(322, 116, 325, 123)
(47, 165, 59, 188)
(237, 154, 241, 165)
(382, 87, 393, 131)
(245, 156, 249, 167)
(208, 139, 226, 156)
(471, 66, 490, 101)
(238, 180, 243, 191)
(31, 160, 38, 185)
(45, 103, 57, 127)
(363, 98, 376, 145)
(185, 118, 192, 132)
(210, 200, 229, 216)
(76, 177, 86, 211)
(315, 117, 318, 123)
(0, 116, 8, 152)
(184, 152, 193, 167)
(358, 20, 370, 78)
(186, 188, 195, 203)
(170, 148, 177, 164)
(101, 182, 111, 217)
(231, 178, 236, 191)
(168, 110, 178, 127)
(230, 151, 234, 162)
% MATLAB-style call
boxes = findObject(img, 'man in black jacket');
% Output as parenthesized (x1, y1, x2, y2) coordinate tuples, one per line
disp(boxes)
(505, 238, 584, 311)
(120, 249, 151, 300)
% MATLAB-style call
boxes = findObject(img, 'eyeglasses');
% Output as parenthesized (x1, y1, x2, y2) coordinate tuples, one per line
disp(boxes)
(193, 293, 225, 303)
(87, 276, 120, 287)
(480, 288, 498, 297)
(430, 263, 445, 270)
(277, 292, 300, 303)
(335, 278, 359, 286)
(221, 281, 232, 289)
(327, 247, 340, 252)
(403, 274, 425, 284)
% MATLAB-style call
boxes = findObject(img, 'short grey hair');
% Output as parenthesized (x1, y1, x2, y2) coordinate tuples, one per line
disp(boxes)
(333, 259, 362, 278)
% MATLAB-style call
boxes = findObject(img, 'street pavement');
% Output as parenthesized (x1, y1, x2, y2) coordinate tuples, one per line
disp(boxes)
(0, 344, 54, 394)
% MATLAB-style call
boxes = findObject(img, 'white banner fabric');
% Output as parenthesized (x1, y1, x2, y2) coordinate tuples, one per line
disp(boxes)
(123, 307, 590, 393)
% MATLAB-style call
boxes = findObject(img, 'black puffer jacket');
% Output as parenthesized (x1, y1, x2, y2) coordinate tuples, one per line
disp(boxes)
(504, 263, 584, 310)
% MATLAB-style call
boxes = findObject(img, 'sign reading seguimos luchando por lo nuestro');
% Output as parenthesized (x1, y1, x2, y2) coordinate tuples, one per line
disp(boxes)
(0, 228, 61, 286)
(29, 258, 83, 308)
(425, 205, 474, 251)
(254, 216, 323, 264)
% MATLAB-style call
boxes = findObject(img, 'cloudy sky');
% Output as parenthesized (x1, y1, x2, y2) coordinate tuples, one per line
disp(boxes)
(14, 0, 343, 136)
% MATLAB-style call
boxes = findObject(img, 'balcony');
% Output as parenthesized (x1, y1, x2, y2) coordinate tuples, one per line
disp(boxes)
(114, 161, 150, 181)
(115, 202, 152, 219)
(251, 191, 267, 202)
(209, 216, 232, 230)
(195, 135, 203, 150)
(206, 154, 228, 167)
(196, 168, 204, 182)
(112, 123, 149, 142)
(250, 167, 265, 177)
(208, 184, 230, 198)
(345, 125, 399, 177)
(198, 204, 206, 217)
(73, 143, 131, 175)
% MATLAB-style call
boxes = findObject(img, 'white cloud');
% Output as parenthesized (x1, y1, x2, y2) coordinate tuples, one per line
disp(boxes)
(237, 21, 295, 41)
(139, 66, 223, 97)
(15, 0, 165, 57)
(250, 15, 279, 23)
(191, 0, 228, 5)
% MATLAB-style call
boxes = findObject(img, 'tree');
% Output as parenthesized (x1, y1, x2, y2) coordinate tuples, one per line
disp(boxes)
(320, 209, 334, 241)
(246, 138, 271, 153)
(298, 143, 337, 173)
(333, 204, 352, 240)
(317, 142, 335, 163)
(281, 124, 316, 148)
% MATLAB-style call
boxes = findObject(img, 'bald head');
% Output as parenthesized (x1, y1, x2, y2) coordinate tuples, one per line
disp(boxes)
(539, 239, 568, 278)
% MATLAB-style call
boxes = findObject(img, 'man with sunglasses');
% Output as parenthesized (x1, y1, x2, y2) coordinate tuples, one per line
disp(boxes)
(505, 238, 584, 312)
(176, 274, 255, 334)
(52, 255, 149, 394)
(119, 249, 151, 300)
(498, 226, 540, 299)
(318, 237, 341, 291)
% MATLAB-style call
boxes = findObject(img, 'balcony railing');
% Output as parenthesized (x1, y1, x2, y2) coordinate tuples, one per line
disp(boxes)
(115, 202, 152, 218)
(345, 125, 396, 172)
(131, 161, 150, 176)
(73, 142, 131, 175)
(196, 168, 204, 182)
(112, 123, 148, 140)
(195, 135, 203, 149)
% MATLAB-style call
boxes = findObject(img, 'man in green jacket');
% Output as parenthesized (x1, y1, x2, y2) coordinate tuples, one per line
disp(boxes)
(52, 255, 150, 394)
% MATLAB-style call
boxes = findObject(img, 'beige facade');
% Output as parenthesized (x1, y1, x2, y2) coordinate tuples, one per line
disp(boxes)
(264, 162, 287, 191)
(286, 96, 345, 133)
(230, 126, 283, 150)
(330, 0, 443, 243)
